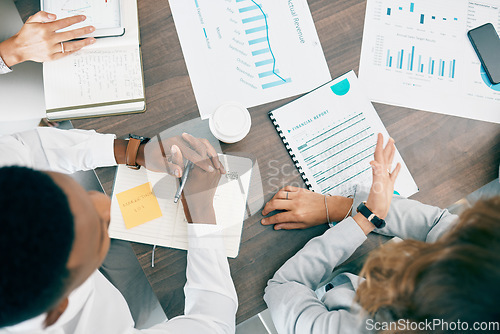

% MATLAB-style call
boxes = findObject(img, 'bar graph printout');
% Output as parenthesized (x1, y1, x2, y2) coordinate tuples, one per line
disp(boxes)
(359, 0, 500, 124)
(269, 71, 418, 198)
(168, 0, 331, 119)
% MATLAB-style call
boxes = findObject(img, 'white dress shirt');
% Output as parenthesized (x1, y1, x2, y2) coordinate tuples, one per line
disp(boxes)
(0, 54, 12, 74)
(0, 127, 238, 334)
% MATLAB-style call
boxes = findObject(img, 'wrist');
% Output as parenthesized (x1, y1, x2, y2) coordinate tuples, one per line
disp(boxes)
(327, 196, 354, 222)
(0, 36, 22, 68)
(353, 212, 376, 235)
(113, 139, 128, 165)
(186, 203, 216, 225)
(136, 143, 146, 167)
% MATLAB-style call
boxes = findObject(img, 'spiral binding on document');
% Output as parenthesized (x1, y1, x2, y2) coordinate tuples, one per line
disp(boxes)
(269, 111, 313, 191)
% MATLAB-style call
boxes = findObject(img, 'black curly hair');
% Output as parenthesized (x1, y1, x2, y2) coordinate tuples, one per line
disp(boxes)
(0, 166, 74, 327)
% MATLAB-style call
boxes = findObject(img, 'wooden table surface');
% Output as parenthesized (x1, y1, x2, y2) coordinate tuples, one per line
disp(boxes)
(16, 0, 500, 324)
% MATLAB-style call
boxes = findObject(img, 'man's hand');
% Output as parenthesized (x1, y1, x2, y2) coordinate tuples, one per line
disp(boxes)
(261, 186, 353, 230)
(140, 133, 225, 177)
(0, 12, 95, 67)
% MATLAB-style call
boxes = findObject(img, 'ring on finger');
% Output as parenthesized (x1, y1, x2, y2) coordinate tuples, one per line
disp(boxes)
(286, 192, 289, 200)
(61, 42, 65, 53)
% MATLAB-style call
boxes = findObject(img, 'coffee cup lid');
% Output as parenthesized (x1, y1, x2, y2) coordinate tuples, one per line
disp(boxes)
(209, 103, 251, 143)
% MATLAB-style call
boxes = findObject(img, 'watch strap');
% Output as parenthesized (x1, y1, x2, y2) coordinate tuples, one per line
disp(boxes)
(356, 202, 386, 228)
(125, 138, 142, 170)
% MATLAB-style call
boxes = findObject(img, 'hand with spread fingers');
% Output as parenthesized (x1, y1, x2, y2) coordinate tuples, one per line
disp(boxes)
(355, 133, 401, 233)
(0, 11, 96, 68)
(261, 186, 354, 230)
(141, 133, 226, 178)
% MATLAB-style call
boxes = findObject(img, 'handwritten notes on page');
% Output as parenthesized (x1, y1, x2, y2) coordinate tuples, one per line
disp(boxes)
(44, 46, 144, 110)
(115, 182, 163, 229)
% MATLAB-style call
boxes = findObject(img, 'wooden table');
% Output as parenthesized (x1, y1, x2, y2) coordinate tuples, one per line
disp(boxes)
(16, 0, 500, 324)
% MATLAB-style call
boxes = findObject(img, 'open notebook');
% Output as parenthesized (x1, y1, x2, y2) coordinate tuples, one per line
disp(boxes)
(42, 0, 145, 120)
(110, 155, 252, 258)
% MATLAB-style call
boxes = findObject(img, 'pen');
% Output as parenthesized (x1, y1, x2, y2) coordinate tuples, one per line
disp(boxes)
(174, 160, 194, 203)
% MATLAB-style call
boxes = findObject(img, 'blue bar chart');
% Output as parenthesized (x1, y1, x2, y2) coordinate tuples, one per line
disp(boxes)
(385, 46, 456, 79)
(385, 2, 458, 25)
(237, 0, 292, 90)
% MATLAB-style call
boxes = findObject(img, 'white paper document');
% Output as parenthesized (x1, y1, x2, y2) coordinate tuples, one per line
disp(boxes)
(359, 0, 500, 124)
(168, 0, 331, 119)
(269, 71, 418, 198)
(110, 155, 252, 258)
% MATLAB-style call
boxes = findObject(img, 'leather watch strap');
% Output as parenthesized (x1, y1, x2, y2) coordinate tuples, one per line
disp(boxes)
(125, 138, 142, 169)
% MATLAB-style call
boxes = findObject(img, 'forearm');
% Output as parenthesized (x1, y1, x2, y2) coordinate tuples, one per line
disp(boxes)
(267, 218, 366, 291)
(352, 185, 458, 242)
(6, 127, 116, 173)
(184, 225, 237, 333)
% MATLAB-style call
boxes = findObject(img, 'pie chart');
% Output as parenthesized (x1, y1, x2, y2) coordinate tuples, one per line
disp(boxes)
(480, 66, 500, 92)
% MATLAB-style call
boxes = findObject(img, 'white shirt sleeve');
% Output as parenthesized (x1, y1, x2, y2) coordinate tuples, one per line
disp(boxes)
(0, 127, 116, 173)
(0, 54, 12, 74)
(138, 224, 238, 334)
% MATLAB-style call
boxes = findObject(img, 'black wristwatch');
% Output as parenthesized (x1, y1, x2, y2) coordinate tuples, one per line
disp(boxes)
(356, 202, 386, 228)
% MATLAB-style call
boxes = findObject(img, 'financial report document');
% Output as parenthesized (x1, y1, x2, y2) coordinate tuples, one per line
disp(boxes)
(168, 0, 331, 119)
(270, 71, 419, 198)
(359, 0, 500, 124)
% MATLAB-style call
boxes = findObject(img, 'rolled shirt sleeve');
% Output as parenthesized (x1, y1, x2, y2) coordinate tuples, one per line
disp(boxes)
(0, 54, 12, 74)
(0, 127, 116, 173)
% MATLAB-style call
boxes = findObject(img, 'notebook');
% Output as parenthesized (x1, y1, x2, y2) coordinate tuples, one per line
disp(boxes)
(268, 71, 418, 198)
(42, 0, 145, 120)
(109, 154, 253, 258)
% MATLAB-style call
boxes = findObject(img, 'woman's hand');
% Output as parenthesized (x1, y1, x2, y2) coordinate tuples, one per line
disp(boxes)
(354, 133, 401, 235)
(261, 186, 353, 230)
(0, 12, 96, 67)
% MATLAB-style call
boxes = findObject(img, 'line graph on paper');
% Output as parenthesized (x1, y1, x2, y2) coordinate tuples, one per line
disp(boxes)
(236, 0, 291, 89)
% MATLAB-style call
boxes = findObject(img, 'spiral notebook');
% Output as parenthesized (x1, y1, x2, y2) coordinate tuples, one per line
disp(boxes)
(269, 71, 418, 198)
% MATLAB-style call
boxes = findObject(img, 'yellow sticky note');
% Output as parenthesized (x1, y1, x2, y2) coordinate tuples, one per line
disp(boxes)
(116, 182, 163, 229)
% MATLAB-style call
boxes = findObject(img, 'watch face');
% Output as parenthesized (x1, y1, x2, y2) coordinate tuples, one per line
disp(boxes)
(129, 134, 150, 143)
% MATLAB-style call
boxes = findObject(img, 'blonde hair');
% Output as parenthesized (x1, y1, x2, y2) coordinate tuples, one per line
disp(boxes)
(356, 197, 500, 333)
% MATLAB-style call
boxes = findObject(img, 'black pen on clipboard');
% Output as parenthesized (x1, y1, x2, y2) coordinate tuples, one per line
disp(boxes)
(174, 160, 194, 203)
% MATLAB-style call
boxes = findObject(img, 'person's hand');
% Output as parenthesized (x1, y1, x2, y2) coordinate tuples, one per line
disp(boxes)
(261, 186, 353, 230)
(180, 162, 222, 225)
(141, 133, 226, 177)
(354, 133, 401, 235)
(0, 12, 96, 67)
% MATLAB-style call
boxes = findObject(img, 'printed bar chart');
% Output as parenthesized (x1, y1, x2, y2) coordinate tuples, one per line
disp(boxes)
(385, 46, 456, 79)
(385, 2, 458, 25)
(238, 0, 291, 89)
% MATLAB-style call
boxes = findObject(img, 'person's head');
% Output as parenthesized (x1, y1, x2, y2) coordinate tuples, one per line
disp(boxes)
(356, 196, 500, 333)
(0, 166, 111, 328)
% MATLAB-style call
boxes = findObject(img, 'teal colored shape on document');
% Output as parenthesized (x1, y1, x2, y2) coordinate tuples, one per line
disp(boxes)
(330, 79, 350, 96)
(394, 190, 400, 196)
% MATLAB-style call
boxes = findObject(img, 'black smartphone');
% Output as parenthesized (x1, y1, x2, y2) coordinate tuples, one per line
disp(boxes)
(468, 23, 500, 85)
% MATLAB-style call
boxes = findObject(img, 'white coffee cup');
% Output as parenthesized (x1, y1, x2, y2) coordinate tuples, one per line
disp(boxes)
(209, 103, 251, 144)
